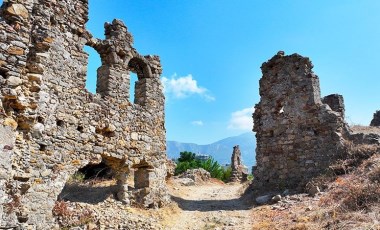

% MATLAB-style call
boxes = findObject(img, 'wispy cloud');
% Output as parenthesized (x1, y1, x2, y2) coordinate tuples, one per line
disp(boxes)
(228, 107, 254, 130)
(161, 74, 215, 101)
(191, 120, 204, 126)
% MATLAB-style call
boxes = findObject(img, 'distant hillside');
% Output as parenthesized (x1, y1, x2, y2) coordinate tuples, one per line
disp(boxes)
(166, 132, 256, 168)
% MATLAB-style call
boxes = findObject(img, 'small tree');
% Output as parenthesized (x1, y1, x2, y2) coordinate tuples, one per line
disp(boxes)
(178, 151, 196, 162)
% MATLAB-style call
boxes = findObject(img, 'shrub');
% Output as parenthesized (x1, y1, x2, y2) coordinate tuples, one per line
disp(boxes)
(178, 151, 196, 162)
(200, 158, 224, 180)
(53, 200, 94, 228)
(222, 167, 232, 182)
(174, 151, 231, 181)
(67, 172, 85, 183)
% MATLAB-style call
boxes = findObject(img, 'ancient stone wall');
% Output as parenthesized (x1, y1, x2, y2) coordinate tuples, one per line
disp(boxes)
(370, 110, 380, 126)
(253, 53, 352, 193)
(0, 0, 169, 228)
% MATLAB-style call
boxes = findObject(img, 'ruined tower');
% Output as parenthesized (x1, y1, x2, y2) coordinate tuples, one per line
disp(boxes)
(229, 145, 247, 182)
(0, 0, 169, 228)
(253, 53, 352, 193)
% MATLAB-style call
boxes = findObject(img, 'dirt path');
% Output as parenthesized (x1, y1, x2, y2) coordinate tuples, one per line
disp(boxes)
(162, 180, 254, 230)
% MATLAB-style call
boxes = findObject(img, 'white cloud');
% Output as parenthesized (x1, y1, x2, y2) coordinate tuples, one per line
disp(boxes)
(228, 107, 255, 130)
(161, 74, 215, 101)
(191, 120, 204, 126)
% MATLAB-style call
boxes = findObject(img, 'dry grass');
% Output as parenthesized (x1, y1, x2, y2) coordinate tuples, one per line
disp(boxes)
(320, 154, 380, 210)
(350, 125, 380, 135)
(330, 141, 380, 175)
(252, 149, 380, 230)
(315, 154, 380, 229)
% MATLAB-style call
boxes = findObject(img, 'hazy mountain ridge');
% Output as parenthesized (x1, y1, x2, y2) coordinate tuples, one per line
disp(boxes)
(167, 132, 256, 167)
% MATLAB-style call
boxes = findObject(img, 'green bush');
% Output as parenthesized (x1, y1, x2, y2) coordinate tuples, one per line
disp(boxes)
(178, 151, 196, 162)
(174, 151, 231, 182)
(222, 167, 232, 182)
(68, 172, 85, 183)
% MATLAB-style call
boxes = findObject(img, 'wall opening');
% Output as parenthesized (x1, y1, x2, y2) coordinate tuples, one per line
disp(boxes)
(130, 72, 138, 103)
(78, 161, 115, 180)
(84, 45, 101, 93)
(58, 161, 117, 204)
(132, 163, 154, 190)
(127, 57, 151, 106)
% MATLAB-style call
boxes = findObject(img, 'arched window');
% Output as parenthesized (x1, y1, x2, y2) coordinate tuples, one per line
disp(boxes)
(127, 57, 152, 106)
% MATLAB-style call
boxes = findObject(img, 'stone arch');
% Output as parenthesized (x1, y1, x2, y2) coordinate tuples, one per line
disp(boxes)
(128, 56, 152, 79)
(127, 56, 152, 106)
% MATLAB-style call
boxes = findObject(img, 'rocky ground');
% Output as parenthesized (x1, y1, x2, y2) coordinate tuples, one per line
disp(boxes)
(55, 153, 380, 230)
(163, 178, 254, 229)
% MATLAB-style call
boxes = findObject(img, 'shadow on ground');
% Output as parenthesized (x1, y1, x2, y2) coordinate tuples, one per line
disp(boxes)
(171, 195, 254, 211)
(58, 183, 118, 204)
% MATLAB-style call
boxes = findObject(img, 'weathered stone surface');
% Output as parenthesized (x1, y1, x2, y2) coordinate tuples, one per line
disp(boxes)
(5, 4, 29, 19)
(166, 159, 176, 179)
(252, 53, 351, 193)
(6, 76, 22, 86)
(179, 168, 211, 184)
(0, 1, 170, 228)
(307, 185, 320, 197)
(370, 110, 380, 126)
(177, 178, 195, 186)
(229, 145, 248, 182)
(252, 52, 379, 195)
(271, 194, 282, 202)
(7, 46, 24, 55)
(322, 94, 345, 118)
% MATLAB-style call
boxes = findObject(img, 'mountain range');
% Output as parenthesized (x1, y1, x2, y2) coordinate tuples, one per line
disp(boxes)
(166, 132, 256, 168)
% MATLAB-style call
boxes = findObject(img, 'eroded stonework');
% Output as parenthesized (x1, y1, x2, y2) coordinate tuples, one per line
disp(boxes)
(229, 145, 247, 182)
(0, 0, 169, 228)
(253, 53, 352, 193)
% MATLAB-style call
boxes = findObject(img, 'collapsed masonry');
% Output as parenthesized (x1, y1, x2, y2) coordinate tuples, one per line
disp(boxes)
(0, 0, 169, 228)
(253, 53, 379, 193)
(370, 110, 380, 127)
(229, 145, 248, 182)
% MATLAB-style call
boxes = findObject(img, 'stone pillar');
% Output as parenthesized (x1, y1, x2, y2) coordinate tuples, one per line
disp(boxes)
(97, 66, 129, 99)
(116, 172, 130, 205)
(230, 145, 243, 182)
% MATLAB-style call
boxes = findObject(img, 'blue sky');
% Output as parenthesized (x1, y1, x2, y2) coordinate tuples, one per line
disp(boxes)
(4, 0, 380, 144)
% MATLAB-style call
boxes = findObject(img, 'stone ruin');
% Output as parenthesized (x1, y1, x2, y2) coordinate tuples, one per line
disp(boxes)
(229, 145, 248, 182)
(253, 52, 380, 193)
(0, 0, 169, 228)
(370, 110, 380, 127)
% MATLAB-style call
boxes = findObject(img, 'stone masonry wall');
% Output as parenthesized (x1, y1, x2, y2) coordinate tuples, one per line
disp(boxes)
(0, 1, 169, 229)
(253, 53, 352, 193)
